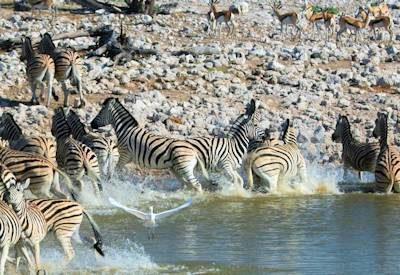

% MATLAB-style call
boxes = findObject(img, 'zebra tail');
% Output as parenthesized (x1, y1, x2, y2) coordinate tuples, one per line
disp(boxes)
(83, 159, 102, 191)
(196, 155, 209, 181)
(54, 167, 77, 198)
(70, 63, 80, 87)
(83, 210, 105, 257)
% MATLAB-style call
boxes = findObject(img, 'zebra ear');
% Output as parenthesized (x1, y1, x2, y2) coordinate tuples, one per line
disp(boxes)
(21, 178, 30, 190)
(246, 99, 256, 115)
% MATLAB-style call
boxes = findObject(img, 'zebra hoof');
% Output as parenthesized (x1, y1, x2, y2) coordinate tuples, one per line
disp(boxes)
(37, 268, 47, 275)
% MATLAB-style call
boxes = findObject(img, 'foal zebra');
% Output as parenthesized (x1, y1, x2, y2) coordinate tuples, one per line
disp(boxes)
(0, 113, 56, 165)
(332, 115, 380, 181)
(245, 119, 307, 193)
(0, 146, 73, 198)
(66, 109, 119, 180)
(52, 108, 102, 198)
(39, 33, 86, 107)
(28, 198, 104, 263)
(0, 199, 22, 275)
(20, 37, 55, 106)
(372, 112, 400, 193)
(4, 179, 47, 273)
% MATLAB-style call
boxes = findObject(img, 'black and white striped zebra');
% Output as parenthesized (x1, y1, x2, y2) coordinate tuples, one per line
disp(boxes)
(28, 198, 104, 263)
(0, 199, 22, 275)
(4, 179, 47, 273)
(372, 112, 400, 193)
(39, 33, 86, 107)
(20, 36, 56, 106)
(0, 164, 16, 200)
(170, 99, 263, 190)
(245, 119, 307, 193)
(52, 108, 102, 198)
(0, 113, 56, 165)
(65, 109, 119, 180)
(0, 146, 74, 198)
(332, 114, 380, 181)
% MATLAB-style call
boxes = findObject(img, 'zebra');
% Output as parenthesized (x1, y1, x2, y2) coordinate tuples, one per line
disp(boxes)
(65, 109, 119, 180)
(20, 36, 56, 106)
(332, 115, 380, 181)
(171, 99, 263, 190)
(0, 199, 22, 275)
(28, 198, 104, 264)
(0, 145, 74, 198)
(52, 107, 102, 198)
(245, 119, 307, 193)
(0, 164, 16, 200)
(0, 113, 56, 165)
(372, 112, 400, 193)
(39, 33, 86, 107)
(4, 179, 47, 273)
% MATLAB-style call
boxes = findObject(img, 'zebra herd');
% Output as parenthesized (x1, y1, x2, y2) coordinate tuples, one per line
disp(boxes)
(0, 94, 398, 273)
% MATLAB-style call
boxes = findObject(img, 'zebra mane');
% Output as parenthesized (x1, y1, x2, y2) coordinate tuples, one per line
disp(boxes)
(0, 113, 23, 138)
(108, 97, 139, 128)
(66, 109, 88, 137)
(227, 100, 256, 137)
(39, 32, 56, 55)
(339, 115, 353, 138)
(21, 37, 35, 62)
(282, 119, 296, 144)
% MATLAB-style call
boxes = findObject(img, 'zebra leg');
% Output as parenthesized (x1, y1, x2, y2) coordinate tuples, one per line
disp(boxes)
(56, 234, 75, 265)
(77, 80, 86, 108)
(0, 244, 10, 275)
(45, 71, 54, 107)
(30, 81, 39, 105)
(33, 243, 42, 272)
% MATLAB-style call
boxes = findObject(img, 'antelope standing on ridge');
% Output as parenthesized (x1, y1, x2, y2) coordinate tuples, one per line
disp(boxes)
(304, 3, 337, 40)
(337, 9, 370, 44)
(207, 0, 237, 36)
(368, 0, 390, 17)
(269, 0, 301, 38)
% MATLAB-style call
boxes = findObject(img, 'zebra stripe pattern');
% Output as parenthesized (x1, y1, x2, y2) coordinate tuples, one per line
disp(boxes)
(52, 108, 101, 198)
(0, 199, 22, 275)
(66, 109, 119, 179)
(90, 97, 177, 170)
(0, 164, 16, 200)
(39, 33, 86, 107)
(245, 119, 307, 192)
(20, 37, 55, 106)
(4, 180, 47, 272)
(373, 112, 400, 193)
(28, 198, 104, 262)
(0, 146, 72, 198)
(331, 115, 380, 180)
(171, 99, 263, 190)
(0, 113, 56, 165)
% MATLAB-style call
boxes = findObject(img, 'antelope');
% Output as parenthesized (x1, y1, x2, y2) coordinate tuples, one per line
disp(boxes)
(358, 6, 394, 41)
(304, 3, 337, 40)
(207, 0, 237, 37)
(28, 0, 57, 20)
(368, 0, 390, 17)
(269, 0, 301, 38)
(337, 10, 370, 43)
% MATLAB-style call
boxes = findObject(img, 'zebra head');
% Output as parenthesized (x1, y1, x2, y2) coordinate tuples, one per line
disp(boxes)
(281, 118, 297, 144)
(4, 178, 30, 211)
(332, 115, 350, 143)
(0, 113, 22, 140)
(20, 36, 34, 62)
(373, 112, 388, 139)
(0, 164, 16, 199)
(39, 32, 56, 56)
(228, 99, 264, 142)
(91, 97, 119, 129)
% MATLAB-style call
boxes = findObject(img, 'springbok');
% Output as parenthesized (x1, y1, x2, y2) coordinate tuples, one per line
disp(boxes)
(337, 10, 370, 44)
(207, 0, 237, 36)
(269, 0, 301, 38)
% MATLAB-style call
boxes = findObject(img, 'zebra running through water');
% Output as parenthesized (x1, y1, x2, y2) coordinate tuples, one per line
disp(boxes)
(4, 179, 47, 273)
(20, 37, 56, 106)
(0, 145, 74, 198)
(372, 112, 400, 193)
(39, 33, 86, 107)
(0, 113, 56, 165)
(52, 107, 102, 199)
(331, 115, 380, 181)
(0, 165, 104, 265)
(65, 109, 119, 180)
(245, 119, 307, 193)
(171, 99, 263, 190)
